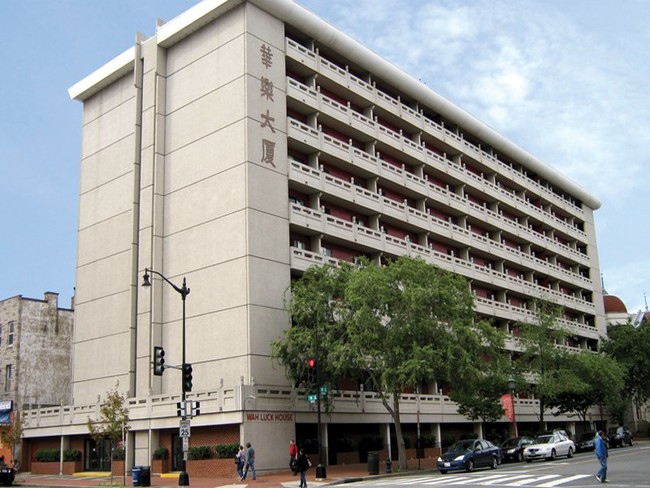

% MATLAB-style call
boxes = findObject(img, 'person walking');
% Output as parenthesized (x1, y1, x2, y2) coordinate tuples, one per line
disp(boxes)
(289, 439, 299, 474)
(295, 448, 311, 488)
(242, 442, 256, 480)
(594, 430, 609, 483)
(235, 445, 245, 480)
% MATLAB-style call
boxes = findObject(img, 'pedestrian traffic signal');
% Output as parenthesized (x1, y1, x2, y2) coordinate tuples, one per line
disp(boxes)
(306, 357, 317, 386)
(153, 346, 165, 376)
(182, 363, 193, 392)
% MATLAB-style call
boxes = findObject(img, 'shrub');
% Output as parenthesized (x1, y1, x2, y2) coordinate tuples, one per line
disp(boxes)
(333, 437, 354, 452)
(460, 432, 479, 440)
(359, 436, 384, 452)
(153, 447, 169, 460)
(422, 434, 437, 448)
(63, 449, 82, 462)
(214, 443, 239, 459)
(112, 447, 125, 460)
(35, 449, 60, 462)
(188, 445, 213, 460)
(442, 436, 456, 449)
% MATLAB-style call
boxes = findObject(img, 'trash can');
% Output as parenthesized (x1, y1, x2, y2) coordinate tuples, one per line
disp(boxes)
(140, 466, 151, 487)
(131, 466, 141, 487)
(315, 464, 327, 480)
(385, 458, 392, 473)
(367, 452, 379, 475)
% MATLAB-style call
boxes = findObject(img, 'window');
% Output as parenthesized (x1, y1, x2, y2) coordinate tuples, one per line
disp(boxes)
(0, 324, 3, 347)
(8, 322, 14, 346)
(4, 365, 11, 392)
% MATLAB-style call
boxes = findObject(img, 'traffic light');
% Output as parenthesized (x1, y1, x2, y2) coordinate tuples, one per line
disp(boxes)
(182, 363, 193, 392)
(306, 357, 317, 386)
(153, 346, 165, 376)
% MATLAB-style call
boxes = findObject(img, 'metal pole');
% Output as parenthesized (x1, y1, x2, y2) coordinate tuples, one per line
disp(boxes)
(510, 389, 518, 438)
(314, 320, 326, 479)
(179, 280, 189, 486)
(142, 269, 190, 485)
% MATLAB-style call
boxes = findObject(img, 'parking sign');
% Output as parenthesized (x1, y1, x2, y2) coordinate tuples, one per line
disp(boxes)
(179, 419, 191, 438)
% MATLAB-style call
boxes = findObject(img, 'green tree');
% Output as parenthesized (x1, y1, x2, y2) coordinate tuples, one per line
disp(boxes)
(87, 383, 130, 483)
(272, 256, 502, 469)
(603, 320, 650, 422)
(449, 334, 512, 424)
(0, 411, 23, 467)
(544, 351, 625, 424)
(452, 380, 507, 426)
(516, 299, 571, 430)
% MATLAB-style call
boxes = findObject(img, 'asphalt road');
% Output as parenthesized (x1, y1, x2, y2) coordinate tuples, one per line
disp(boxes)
(331, 443, 650, 488)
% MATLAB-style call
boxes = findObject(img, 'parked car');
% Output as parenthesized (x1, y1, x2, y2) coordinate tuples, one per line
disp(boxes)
(576, 432, 597, 452)
(523, 431, 575, 462)
(607, 426, 633, 447)
(500, 436, 534, 462)
(437, 438, 501, 474)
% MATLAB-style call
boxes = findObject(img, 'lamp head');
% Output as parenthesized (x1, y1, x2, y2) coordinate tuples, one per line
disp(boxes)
(142, 268, 151, 287)
(508, 377, 516, 391)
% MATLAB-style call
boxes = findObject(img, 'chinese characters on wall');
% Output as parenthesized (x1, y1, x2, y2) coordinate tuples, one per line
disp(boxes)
(259, 44, 277, 168)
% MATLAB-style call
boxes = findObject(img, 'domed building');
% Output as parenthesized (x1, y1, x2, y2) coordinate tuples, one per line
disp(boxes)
(603, 293, 629, 325)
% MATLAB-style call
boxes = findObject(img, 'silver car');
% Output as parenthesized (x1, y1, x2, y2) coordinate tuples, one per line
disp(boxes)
(523, 432, 575, 462)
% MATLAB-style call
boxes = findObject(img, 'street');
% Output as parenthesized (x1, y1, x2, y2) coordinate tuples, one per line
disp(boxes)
(331, 443, 650, 488)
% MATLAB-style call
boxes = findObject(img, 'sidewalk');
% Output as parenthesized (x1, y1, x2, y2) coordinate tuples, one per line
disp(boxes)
(15, 460, 438, 488)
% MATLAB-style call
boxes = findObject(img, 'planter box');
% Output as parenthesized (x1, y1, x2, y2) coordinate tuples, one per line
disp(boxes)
(112, 460, 125, 476)
(152, 458, 169, 474)
(336, 452, 359, 464)
(31, 462, 59, 475)
(31, 461, 81, 475)
(187, 458, 235, 478)
(405, 447, 441, 459)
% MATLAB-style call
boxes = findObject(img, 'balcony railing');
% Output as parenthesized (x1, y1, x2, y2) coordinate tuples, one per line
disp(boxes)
(288, 160, 593, 289)
(286, 38, 586, 219)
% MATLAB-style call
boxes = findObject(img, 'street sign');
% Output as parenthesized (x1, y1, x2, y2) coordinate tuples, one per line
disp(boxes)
(307, 394, 317, 403)
(320, 386, 328, 395)
(182, 436, 189, 453)
(179, 419, 191, 438)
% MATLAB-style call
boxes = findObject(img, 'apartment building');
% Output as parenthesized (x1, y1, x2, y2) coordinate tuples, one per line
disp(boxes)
(22, 0, 604, 472)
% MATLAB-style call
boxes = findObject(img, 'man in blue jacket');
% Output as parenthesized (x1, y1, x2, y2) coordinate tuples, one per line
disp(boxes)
(594, 430, 608, 483)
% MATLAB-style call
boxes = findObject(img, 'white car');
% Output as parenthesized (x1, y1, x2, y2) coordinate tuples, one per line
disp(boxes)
(523, 432, 575, 462)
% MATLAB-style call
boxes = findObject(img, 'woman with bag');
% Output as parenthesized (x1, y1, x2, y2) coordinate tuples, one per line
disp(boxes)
(235, 445, 245, 480)
(295, 448, 311, 488)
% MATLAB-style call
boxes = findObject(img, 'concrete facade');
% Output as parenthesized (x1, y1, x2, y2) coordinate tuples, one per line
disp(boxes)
(23, 0, 606, 473)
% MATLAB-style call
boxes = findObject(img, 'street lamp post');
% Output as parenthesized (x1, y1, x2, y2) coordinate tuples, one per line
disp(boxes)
(142, 268, 190, 486)
(507, 378, 518, 438)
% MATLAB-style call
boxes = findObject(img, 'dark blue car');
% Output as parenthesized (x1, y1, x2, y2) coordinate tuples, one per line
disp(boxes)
(500, 436, 534, 462)
(437, 439, 501, 474)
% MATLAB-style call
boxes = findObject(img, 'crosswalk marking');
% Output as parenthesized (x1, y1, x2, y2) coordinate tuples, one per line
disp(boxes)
(423, 476, 471, 485)
(483, 474, 554, 485)
(508, 475, 560, 485)
(537, 474, 591, 487)
(334, 472, 592, 487)
(401, 477, 435, 484)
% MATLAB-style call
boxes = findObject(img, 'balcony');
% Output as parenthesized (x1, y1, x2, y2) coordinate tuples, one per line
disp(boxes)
(285, 37, 586, 219)
(288, 159, 593, 290)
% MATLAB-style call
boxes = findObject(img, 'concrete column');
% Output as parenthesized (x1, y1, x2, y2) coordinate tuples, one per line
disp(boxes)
(384, 424, 392, 460)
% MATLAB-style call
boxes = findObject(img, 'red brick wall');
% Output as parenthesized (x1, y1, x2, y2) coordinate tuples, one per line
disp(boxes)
(187, 458, 235, 478)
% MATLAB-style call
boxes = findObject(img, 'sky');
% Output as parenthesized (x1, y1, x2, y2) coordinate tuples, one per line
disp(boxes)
(1, 0, 648, 315)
